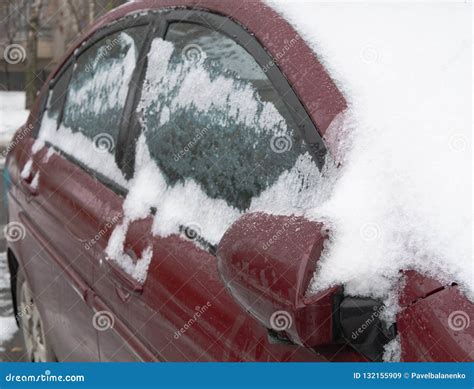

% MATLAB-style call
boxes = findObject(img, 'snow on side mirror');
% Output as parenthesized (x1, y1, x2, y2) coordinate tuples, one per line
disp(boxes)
(216, 212, 340, 347)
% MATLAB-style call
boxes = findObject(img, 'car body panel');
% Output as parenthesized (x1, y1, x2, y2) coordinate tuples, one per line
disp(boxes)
(398, 285, 473, 361)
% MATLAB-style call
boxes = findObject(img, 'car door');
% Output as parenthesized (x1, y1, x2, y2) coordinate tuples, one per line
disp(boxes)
(28, 20, 150, 361)
(91, 12, 358, 361)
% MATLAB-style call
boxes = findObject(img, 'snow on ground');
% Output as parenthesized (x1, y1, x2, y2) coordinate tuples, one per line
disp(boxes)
(0, 92, 25, 350)
(268, 1, 472, 302)
(0, 92, 29, 145)
(0, 252, 17, 351)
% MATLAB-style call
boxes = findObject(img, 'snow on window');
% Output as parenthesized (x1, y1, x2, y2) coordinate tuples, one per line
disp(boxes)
(109, 134, 329, 252)
(107, 129, 329, 280)
(35, 29, 146, 189)
(268, 1, 472, 301)
(104, 31, 332, 281)
(127, 135, 242, 245)
(138, 37, 290, 142)
(37, 115, 128, 187)
(137, 33, 318, 210)
(62, 30, 140, 141)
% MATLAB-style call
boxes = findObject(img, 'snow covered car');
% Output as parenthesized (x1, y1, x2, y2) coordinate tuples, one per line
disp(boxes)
(4, 0, 472, 362)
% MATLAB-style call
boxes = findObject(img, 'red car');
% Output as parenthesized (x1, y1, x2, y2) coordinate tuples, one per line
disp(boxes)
(4, 0, 473, 362)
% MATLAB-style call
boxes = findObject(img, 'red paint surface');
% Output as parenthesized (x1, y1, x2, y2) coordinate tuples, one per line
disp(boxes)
(398, 286, 473, 362)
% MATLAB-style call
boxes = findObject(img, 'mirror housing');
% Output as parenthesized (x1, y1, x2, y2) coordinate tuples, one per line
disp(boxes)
(217, 212, 340, 347)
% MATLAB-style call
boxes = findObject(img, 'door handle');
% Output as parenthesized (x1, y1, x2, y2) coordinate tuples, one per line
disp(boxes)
(107, 254, 144, 296)
(20, 174, 38, 197)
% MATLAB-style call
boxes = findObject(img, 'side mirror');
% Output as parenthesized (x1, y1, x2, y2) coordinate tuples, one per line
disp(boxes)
(216, 212, 339, 347)
(217, 212, 397, 360)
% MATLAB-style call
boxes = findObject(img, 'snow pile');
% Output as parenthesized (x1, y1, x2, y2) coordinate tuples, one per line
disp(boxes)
(0, 91, 29, 145)
(0, 253, 18, 351)
(107, 133, 327, 258)
(268, 1, 472, 300)
(122, 135, 242, 245)
(383, 336, 401, 362)
(105, 221, 153, 283)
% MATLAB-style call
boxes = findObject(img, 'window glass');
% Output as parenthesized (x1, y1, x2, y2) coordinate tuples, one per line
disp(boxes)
(61, 26, 146, 143)
(137, 23, 316, 210)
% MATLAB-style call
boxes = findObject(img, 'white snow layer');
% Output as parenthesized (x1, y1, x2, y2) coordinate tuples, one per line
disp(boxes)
(0, 253, 17, 350)
(137, 39, 289, 137)
(383, 336, 402, 362)
(37, 115, 128, 187)
(66, 32, 137, 124)
(267, 1, 472, 300)
(0, 91, 29, 145)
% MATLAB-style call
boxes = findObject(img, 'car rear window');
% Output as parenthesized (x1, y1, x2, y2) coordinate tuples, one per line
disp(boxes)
(61, 26, 147, 144)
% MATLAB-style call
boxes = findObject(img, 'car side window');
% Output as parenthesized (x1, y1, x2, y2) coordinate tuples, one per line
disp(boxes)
(137, 22, 316, 211)
(60, 26, 147, 145)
